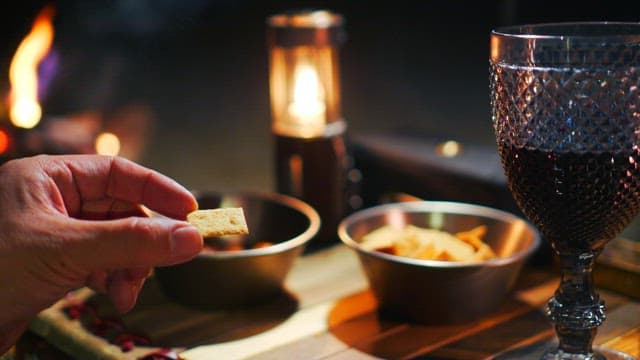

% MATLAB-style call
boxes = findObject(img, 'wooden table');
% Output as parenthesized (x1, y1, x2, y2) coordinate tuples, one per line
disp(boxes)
(16, 243, 640, 359)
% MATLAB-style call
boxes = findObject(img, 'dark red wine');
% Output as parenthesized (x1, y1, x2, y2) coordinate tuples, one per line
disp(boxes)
(498, 143, 640, 254)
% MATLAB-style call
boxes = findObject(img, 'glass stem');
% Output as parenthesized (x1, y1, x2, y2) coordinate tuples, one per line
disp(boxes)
(546, 252, 605, 357)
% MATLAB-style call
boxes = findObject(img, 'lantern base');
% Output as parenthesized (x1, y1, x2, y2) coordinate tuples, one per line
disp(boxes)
(274, 131, 351, 249)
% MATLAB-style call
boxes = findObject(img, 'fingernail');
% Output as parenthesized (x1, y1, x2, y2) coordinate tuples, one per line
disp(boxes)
(169, 226, 202, 263)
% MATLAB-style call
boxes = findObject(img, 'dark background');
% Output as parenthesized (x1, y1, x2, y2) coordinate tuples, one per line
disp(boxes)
(1, 0, 639, 192)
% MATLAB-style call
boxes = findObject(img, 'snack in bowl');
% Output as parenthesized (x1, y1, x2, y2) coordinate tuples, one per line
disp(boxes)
(187, 208, 249, 237)
(338, 200, 541, 324)
(360, 224, 497, 261)
(154, 191, 320, 309)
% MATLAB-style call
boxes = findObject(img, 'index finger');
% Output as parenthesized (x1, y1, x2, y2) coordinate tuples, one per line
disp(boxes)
(62, 155, 197, 219)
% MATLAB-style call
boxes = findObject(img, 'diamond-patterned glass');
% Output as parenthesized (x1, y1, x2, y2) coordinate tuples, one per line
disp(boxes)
(490, 22, 640, 360)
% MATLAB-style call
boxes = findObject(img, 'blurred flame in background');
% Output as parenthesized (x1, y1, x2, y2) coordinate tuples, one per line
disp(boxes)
(0, 4, 154, 161)
(0, 129, 9, 153)
(8, 4, 54, 129)
(95, 132, 120, 156)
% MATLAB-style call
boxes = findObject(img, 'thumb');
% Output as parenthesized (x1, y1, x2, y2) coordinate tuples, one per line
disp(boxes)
(64, 217, 203, 271)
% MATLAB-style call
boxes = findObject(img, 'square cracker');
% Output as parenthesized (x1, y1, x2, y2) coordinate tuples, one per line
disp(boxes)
(187, 208, 249, 237)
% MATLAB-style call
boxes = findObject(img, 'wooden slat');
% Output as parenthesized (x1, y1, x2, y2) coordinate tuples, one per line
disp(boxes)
(419, 309, 553, 359)
(286, 244, 368, 308)
(24, 244, 640, 360)
(248, 292, 402, 360)
(340, 299, 540, 360)
(596, 302, 640, 357)
(180, 300, 337, 359)
(250, 268, 551, 360)
(601, 328, 640, 357)
(26, 245, 367, 359)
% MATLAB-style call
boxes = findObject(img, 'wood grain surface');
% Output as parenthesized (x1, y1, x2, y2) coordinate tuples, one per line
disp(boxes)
(20, 244, 640, 360)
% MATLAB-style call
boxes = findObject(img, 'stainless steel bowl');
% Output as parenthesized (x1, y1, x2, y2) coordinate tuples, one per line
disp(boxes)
(154, 191, 320, 309)
(338, 201, 541, 324)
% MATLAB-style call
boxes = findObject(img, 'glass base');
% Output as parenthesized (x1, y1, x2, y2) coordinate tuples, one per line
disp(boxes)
(494, 340, 637, 360)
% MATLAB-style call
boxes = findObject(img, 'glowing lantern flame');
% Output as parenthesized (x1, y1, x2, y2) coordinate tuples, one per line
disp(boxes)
(95, 132, 120, 156)
(287, 64, 326, 126)
(8, 5, 55, 129)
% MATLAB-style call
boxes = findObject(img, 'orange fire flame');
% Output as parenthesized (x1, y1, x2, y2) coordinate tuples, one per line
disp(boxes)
(8, 5, 55, 129)
(0, 128, 9, 154)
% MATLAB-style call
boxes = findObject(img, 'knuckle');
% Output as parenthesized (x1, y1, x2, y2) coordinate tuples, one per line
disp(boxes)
(125, 217, 171, 263)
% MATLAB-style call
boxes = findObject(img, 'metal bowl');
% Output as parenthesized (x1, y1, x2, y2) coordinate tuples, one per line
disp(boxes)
(338, 201, 541, 324)
(154, 191, 320, 309)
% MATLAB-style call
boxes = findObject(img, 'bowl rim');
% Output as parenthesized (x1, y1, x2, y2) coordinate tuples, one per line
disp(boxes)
(191, 190, 321, 259)
(338, 200, 541, 268)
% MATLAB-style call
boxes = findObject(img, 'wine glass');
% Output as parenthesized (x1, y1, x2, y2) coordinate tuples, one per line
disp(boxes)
(490, 22, 640, 359)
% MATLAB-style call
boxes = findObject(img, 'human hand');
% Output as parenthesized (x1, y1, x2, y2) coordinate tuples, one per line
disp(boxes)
(0, 154, 203, 353)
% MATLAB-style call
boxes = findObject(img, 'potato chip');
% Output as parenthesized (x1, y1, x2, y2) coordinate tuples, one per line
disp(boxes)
(361, 224, 496, 261)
